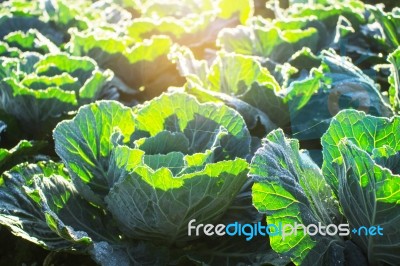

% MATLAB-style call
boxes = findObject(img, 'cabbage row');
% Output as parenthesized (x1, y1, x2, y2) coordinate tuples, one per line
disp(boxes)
(0, 0, 399, 265)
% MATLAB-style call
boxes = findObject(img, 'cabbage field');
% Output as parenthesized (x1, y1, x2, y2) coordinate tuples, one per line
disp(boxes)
(0, 0, 399, 265)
